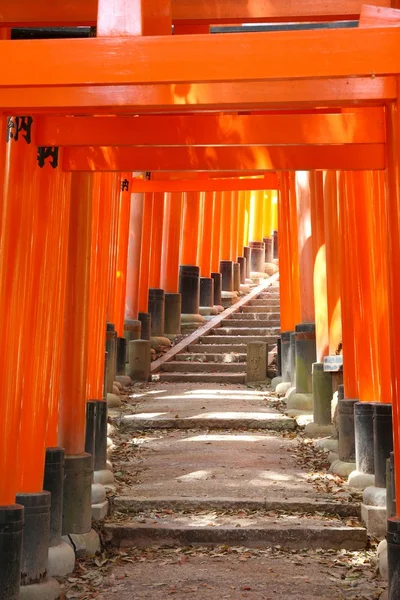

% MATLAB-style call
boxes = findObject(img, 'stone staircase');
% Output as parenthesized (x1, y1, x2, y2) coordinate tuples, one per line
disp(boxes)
(159, 281, 281, 383)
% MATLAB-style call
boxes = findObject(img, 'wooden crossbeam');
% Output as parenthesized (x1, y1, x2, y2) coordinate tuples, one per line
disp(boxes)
(0, 77, 394, 114)
(130, 175, 279, 192)
(0, 0, 390, 27)
(62, 144, 385, 171)
(0, 27, 400, 88)
(35, 109, 385, 146)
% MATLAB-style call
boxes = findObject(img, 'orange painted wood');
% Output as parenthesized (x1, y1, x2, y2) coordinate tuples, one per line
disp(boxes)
(262, 191, 272, 240)
(296, 172, 315, 323)
(348, 171, 379, 402)
(323, 171, 342, 356)
(372, 170, 392, 403)
(180, 191, 203, 265)
(86, 173, 114, 400)
(384, 99, 400, 512)
(125, 187, 145, 320)
(278, 174, 294, 332)
(137, 193, 154, 313)
(62, 145, 386, 172)
(160, 192, 183, 292)
(130, 175, 279, 192)
(249, 190, 264, 243)
(148, 192, 165, 288)
(46, 170, 72, 448)
(1, 28, 400, 88)
(288, 173, 301, 326)
(0, 0, 389, 27)
(97, 0, 171, 36)
(310, 172, 329, 361)
(230, 191, 239, 262)
(112, 173, 132, 336)
(237, 190, 246, 258)
(337, 172, 359, 399)
(2, 78, 394, 114)
(197, 191, 215, 278)
(36, 110, 385, 146)
(243, 191, 251, 247)
(105, 174, 120, 326)
(211, 192, 222, 272)
(220, 191, 232, 261)
(60, 173, 93, 455)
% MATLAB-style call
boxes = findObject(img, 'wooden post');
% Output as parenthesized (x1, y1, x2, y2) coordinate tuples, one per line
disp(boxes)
(160, 192, 183, 292)
(198, 191, 214, 277)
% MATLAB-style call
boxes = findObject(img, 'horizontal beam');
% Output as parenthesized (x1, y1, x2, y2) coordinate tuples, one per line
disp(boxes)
(35, 109, 385, 146)
(62, 144, 385, 171)
(131, 175, 279, 192)
(1, 27, 400, 88)
(0, 77, 395, 115)
(0, 0, 390, 27)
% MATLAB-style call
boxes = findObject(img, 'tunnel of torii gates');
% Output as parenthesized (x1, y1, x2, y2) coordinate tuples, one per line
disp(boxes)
(5, 0, 400, 597)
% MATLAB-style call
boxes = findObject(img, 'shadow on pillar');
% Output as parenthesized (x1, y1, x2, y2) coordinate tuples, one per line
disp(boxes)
(211, 272, 224, 313)
(219, 260, 238, 308)
(148, 288, 171, 351)
(179, 265, 204, 332)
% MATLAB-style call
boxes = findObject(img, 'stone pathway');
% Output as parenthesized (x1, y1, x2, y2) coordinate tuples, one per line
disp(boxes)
(57, 280, 387, 599)
(158, 281, 281, 383)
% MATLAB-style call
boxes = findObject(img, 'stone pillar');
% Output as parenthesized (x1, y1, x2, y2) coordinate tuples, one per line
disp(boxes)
(165, 293, 182, 337)
(179, 265, 204, 331)
(128, 340, 151, 381)
(246, 343, 268, 383)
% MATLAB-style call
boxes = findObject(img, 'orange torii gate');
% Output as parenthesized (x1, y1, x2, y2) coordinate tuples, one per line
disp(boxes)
(2, 0, 400, 596)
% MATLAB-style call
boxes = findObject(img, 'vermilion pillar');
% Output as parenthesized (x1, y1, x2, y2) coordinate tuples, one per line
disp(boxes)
(385, 99, 400, 512)
(248, 190, 264, 243)
(219, 191, 232, 261)
(310, 172, 329, 362)
(86, 174, 114, 400)
(59, 173, 93, 455)
(211, 191, 222, 273)
(160, 192, 184, 292)
(180, 191, 203, 265)
(323, 171, 342, 356)
(106, 173, 120, 326)
(112, 173, 132, 337)
(346, 172, 378, 402)
(198, 191, 214, 277)
(237, 190, 246, 258)
(295, 172, 315, 323)
(230, 191, 239, 262)
(288, 173, 301, 326)
(372, 171, 391, 403)
(125, 188, 145, 320)
(337, 172, 359, 399)
(244, 191, 251, 246)
(278, 174, 294, 333)
(138, 193, 154, 314)
(263, 191, 272, 239)
(148, 192, 164, 289)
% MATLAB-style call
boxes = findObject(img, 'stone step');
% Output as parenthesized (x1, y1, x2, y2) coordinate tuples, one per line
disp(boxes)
(104, 514, 367, 551)
(113, 496, 360, 519)
(232, 310, 280, 317)
(120, 411, 294, 431)
(249, 300, 280, 307)
(176, 352, 247, 363)
(223, 318, 280, 327)
(258, 292, 280, 298)
(159, 372, 246, 383)
(162, 361, 245, 373)
(199, 335, 278, 344)
(215, 327, 280, 336)
(188, 344, 248, 353)
(241, 306, 277, 314)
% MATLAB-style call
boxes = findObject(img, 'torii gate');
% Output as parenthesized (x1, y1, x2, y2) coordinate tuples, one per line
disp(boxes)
(1, 1, 400, 597)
